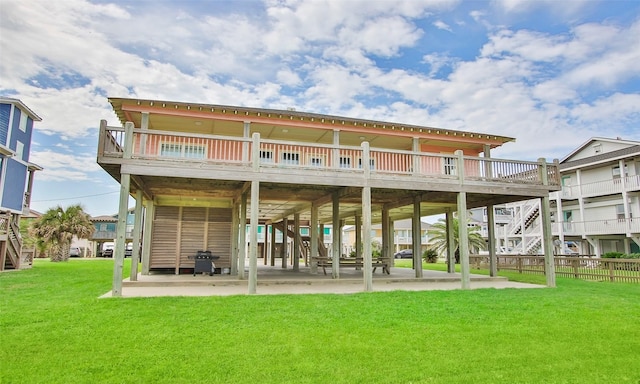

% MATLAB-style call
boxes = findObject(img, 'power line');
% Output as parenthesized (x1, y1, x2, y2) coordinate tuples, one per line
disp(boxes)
(33, 191, 119, 203)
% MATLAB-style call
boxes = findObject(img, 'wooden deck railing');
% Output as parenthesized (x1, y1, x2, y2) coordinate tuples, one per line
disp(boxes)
(99, 125, 560, 187)
(469, 255, 640, 283)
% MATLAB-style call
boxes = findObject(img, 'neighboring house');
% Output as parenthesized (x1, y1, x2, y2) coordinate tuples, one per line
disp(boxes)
(97, 97, 561, 294)
(478, 138, 640, 256)
(553, 137, 640, 255)
(0, 97, 41, 270)
(86, 211, 135, 256)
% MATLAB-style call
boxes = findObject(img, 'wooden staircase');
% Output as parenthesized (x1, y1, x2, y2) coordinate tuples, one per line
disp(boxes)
(271, 221, 327, 259)
(1, 214, 24, 271)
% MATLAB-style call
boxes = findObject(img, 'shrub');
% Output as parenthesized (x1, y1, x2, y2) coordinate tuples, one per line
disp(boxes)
(422, 248, 439, 263)
(602, 252, 625, 259)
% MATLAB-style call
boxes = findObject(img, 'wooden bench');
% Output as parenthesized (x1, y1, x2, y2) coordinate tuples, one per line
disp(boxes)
(313, 257, 390, 275)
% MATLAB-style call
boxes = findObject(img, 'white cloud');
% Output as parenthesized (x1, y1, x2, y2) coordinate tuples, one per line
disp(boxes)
(0, 0, 638, 185)
(433, 20, 452, 32)
(29, 150, 102, 182)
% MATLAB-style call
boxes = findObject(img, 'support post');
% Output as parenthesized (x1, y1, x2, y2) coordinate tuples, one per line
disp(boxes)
(458, 192, 470, 289)
(248, 179, 259, 294)
(310, 203, 319, 274)
(141, 200, 154, 275)
(238, 192, 247, 279)
(270, 223, 276, 267)
(332, 192, 340, 279)
(293, 213, 300, 271)
(129, 190, 143, 281)
(382, 208, 390, 270)
(231, 202, 239, 276)
(362, 141, 373, 291)
(281, 217, 288, 269)
(446, 210, 455, 274)
(112, 122, 134, 297)
(413, 195, 422, 278)
(355, 213, 362, 258)
(539, 158, 556, 288)
(487, 204, 497, 277)
(362, 186, 373, 291)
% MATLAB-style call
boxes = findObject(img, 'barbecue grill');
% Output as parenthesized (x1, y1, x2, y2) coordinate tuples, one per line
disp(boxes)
(192, 250, 220, 276)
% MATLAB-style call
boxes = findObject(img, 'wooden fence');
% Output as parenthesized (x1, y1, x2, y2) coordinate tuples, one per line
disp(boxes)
(469, 255, 640, 283)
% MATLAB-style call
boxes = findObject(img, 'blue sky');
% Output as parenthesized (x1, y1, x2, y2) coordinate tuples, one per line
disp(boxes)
(1, 0, 639, 216)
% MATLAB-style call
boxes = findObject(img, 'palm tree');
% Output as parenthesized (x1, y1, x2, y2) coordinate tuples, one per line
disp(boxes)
(427, 217, 485, 263)
(30, 205, 94, 262)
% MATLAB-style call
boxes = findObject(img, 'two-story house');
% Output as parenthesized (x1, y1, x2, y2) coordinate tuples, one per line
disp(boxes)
(97, 97, 561, 295)
(0, 97, 41, 270)
(553, 137, 640, 255)
(479, 137, 639, 256)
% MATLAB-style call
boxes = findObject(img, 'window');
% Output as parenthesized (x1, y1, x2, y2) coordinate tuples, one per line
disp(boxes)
(259, 150, 274, 163)
(443, 157, 457, 175)
(18, 111, 27, 132)
(300, 228, 309, 236)
(323, 227, 331, 235)
(184, 145, 205, 159)
(308, 155, 325, 167)
(339, 156, 351, 168)
(561, 175, 571, 186)
(15, 141, 24, 160)
(160, 143, 205, 159)
(612, 165, 628, 180)
(616, 204, 627, 220)
(160, 143, 181, 157)
(357, 158, 375, 170)
(281, 152, 300, 165)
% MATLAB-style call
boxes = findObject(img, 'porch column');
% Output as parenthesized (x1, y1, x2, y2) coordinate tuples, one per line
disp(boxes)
(141, 200, 154, 275)
(620, 159, 632, 237)
(355, 213, 362, 258)
(539, 158, 556, 288)
(363, 187, 373, 291)
(413, 195, 422, 278)
(310, 203, 319, 274)
(248, 180, 259, 294)
(263, 224, 268, 265)
(446, 210, 455, 274)
(381, 207, 390, 270)
(362, 141, 373, 291)
(238, 192, 247, 279)
(332, 192, 340, 279)
(129, 190, 144, 281)
(457, 192, 470, 289)
(231, 201, 239, 276)
(270, 223, 277, 267)
(577, 169, 586, 238)
(556, 193, 565, 254)
(293, 213, 300, 272)
(487, 204, 497, 277)
(139, 112, 149, 154)
(281, 217, 288, 269)
(412, 137, 420, 176)
(112, 122, 134, 297)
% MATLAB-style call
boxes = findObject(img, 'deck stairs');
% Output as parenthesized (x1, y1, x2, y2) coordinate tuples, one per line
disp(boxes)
(504, 200, 543, 255)
(271, 221, 327, 259)
(1, 215, 24, 270)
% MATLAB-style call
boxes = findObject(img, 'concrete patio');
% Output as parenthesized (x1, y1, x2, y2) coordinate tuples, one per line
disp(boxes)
(102, 264, 545, 297)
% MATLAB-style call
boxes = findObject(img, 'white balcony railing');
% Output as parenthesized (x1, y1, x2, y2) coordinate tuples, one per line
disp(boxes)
(555, 175, 640, 200)
(99, 125, 561, 188)
(553, 218, 640, 236)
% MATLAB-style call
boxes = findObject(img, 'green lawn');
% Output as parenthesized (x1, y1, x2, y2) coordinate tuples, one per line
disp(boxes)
(2, 259, 639, 384)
